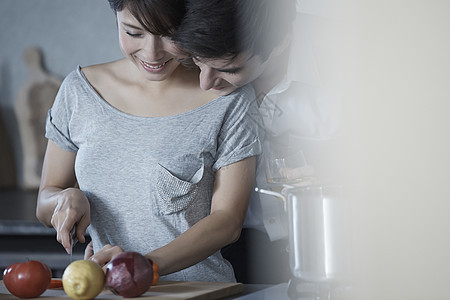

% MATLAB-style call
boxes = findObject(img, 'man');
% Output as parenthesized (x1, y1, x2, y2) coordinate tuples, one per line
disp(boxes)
(172, 0, 341, 283)
(173, 0, 295, 98)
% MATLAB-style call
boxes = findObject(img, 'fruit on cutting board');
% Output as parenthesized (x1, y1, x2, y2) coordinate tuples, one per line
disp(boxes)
(3, 260, 52, 298)
(105, 251, 154, 298)
(62, 260, 105, 300)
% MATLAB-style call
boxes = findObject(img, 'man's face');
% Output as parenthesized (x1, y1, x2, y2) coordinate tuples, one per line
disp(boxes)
(193, 51, 270, 96)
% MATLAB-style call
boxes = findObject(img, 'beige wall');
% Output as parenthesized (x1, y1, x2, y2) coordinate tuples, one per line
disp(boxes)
(338, 1, 450, 299)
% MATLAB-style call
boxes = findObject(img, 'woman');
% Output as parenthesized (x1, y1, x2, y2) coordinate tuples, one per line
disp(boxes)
(36, 0, 262, 282)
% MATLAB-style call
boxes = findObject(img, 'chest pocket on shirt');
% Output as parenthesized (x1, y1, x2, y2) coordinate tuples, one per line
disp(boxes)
(154, 164, 204, 215)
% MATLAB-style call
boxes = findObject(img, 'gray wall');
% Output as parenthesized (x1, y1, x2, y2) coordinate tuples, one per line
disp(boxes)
(0, 0, 123, 186)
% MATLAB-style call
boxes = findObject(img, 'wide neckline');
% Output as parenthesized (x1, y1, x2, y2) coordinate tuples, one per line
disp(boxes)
(76, 66, 229, 121)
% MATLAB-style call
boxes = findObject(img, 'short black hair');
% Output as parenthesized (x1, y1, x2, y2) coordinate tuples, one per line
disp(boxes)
(172, 0, 296, 61)
(107, 0, 186, 36)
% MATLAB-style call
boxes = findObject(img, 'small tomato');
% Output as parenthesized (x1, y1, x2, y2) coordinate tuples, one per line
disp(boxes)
(3, 260, 52, 298)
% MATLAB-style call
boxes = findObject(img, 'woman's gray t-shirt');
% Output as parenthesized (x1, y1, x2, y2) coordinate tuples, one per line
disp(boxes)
(45, 66, 262, 282)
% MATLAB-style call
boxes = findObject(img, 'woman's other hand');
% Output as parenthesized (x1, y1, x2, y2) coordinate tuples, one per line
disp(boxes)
(89, 244, 124, 272)
(84, 240, 94, 260)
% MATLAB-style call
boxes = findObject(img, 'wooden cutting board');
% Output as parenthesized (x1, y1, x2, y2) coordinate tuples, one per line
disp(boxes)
(14, 47, 62, 190)
(0, 280, 243, 299)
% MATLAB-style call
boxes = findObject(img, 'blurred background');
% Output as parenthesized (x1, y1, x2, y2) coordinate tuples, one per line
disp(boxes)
(0, 0, 122, 190)
(339, 1, 450, 299)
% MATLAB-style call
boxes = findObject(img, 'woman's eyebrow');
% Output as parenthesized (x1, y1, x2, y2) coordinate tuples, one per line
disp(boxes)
(120, 22, 143, 30)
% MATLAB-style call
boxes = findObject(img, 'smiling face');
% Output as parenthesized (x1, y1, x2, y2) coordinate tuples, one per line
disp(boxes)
(192, 52, 271, 96)
(116, 8, 181, 81)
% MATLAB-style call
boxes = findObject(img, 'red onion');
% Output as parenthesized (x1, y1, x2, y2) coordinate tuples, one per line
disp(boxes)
(105, 251, 153, 298)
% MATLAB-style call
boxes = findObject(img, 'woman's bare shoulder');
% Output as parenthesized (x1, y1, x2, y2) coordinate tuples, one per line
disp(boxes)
(81, 59, 128, 83)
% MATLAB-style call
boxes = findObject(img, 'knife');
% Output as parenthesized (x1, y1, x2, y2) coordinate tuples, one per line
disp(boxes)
(69, 225, 78, 261)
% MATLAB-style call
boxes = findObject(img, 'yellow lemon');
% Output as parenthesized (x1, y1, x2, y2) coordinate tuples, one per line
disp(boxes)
(62, 260, 105, 300)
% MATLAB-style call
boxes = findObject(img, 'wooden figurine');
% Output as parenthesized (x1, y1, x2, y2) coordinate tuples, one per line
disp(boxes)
(14, 47, 62, 190)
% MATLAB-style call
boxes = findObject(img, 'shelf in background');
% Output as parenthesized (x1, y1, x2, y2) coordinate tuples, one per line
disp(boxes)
(0, 188, 39, 221)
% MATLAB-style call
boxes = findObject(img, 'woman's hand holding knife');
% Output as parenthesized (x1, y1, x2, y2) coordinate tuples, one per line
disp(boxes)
(49, 187, 90, 254)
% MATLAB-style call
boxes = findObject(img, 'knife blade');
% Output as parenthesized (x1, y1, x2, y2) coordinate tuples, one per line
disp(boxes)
(69, 225, 78, 261)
